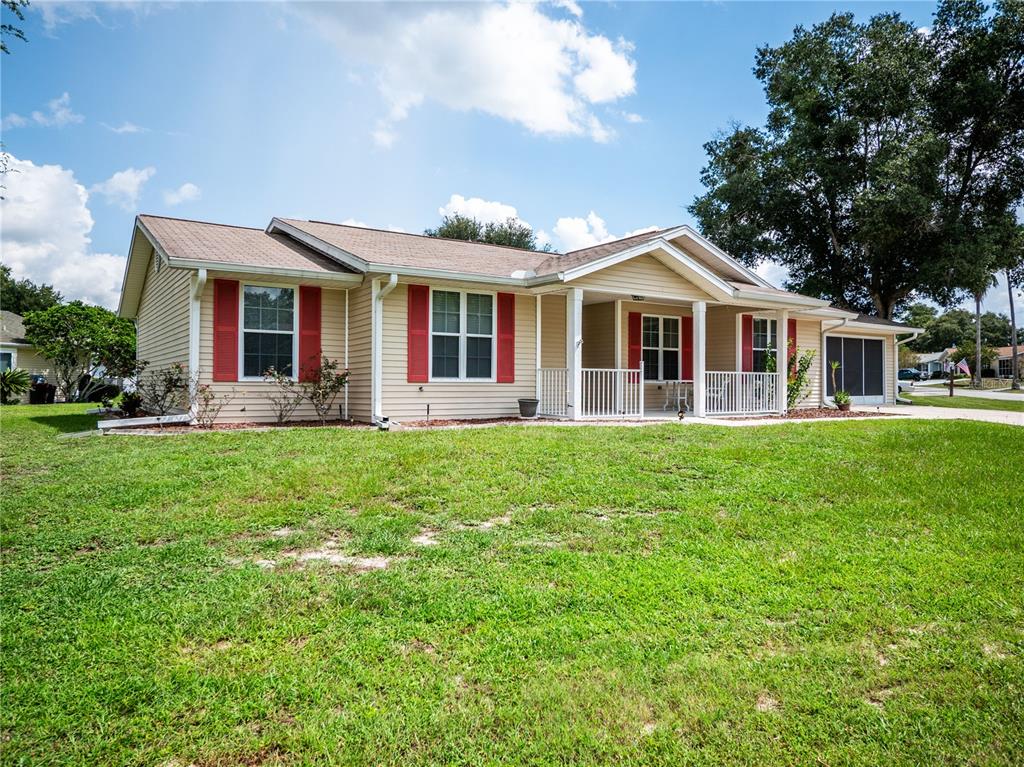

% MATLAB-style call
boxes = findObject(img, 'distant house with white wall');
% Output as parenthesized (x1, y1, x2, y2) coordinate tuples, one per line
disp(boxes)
(0, 311, 50, 380)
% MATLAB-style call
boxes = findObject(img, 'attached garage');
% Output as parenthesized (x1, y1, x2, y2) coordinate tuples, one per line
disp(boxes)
(825, 335, 886, 405)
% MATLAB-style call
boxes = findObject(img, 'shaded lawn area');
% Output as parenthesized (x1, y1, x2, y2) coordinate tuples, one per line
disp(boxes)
(2, 405, 1022, 766)
(905, 393, 1024, 412)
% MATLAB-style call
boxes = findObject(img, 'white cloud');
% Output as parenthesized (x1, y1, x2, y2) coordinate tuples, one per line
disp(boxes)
(340, 218, 369, 228)
(90, 166, 155, 211)
(3, 92, 83, 130)
(438, 194, 528, 227)
(34, 1, 171, 32)
(622, 111, 645, 124)
(293, 2, 636, 146)
(103, 121, 145, 134)
(551, 0, 583, 18)
(163, 182, 201, 206)
(550, 211, 658, 252)
(755, 261, 790, 289)
(0, 156, 125, 309)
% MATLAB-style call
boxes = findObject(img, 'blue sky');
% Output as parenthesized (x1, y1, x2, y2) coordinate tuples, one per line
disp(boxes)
(7, 0, 1012, 317)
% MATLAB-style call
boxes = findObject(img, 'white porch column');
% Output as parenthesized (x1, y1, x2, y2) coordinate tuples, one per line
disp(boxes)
(535, 295, 542, 400)
(566, 288, 583, 419)
(692, 301, 706, 417)
(776, 309, 789, 414)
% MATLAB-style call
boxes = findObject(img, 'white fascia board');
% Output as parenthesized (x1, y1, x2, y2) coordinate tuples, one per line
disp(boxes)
(168, 258, 363, 284)
(561, 238, 735, 300)
(119, 218, 174, 318)
(362, 264, 545, 287)
(660, 225, 774, 289)
(842, 320, 924, 335)
(267, 218, 369, 273)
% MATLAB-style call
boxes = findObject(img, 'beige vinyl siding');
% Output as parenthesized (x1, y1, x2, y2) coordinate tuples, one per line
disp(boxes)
(136, 250, 191, 373)
(582, 302, 615, 368)
(2, 346, 51, 378)
(198, 278, 348, 423)
(380, 281, 537, 421)
(570, 254, 710, 300)
(346, 282, 373, 421)
(794, 319, 821, 408)
(540, 294, 566, 368)
(706, 305, 742, 372)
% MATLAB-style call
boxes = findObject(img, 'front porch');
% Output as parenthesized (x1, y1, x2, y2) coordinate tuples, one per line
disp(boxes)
(533, 287, 790, 420)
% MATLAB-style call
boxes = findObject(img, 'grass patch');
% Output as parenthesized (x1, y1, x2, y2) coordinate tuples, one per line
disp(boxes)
(905, 394, 1024, 412)
(2, 404, 1023, 765)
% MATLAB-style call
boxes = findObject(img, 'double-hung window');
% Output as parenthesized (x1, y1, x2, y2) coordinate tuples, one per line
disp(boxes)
(752, 318, 777, 373)
(242, 285, 296, 378)
(641, 315, 680, 381)
(431, 289, 494, 380)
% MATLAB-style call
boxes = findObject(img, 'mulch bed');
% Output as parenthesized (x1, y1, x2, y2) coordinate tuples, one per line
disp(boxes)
(723, 407, 897, 421)
(108, 419, 372, 434)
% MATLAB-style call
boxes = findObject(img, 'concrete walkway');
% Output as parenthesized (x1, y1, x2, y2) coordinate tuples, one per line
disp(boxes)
(907, 386, 1024, 402)
(854, 404, 1023, 427)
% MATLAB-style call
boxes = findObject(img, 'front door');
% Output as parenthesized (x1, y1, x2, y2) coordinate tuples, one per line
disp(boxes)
(825, 336, 885, 405)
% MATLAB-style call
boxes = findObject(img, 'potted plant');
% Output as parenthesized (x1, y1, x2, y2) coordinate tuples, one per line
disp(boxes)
(829, 360, 851, 411)
(518, 397, 539, 418)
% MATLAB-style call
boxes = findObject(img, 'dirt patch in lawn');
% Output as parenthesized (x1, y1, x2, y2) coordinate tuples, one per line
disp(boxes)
(724, 408, 898, 421)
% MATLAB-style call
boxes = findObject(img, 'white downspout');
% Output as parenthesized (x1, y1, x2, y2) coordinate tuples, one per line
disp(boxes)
(344, 288, 350, 420)
(188, 268, 207, 422)
(820, 318, 848, 406)
(371, 274, 398, 424)
(894, 331, 922, 404)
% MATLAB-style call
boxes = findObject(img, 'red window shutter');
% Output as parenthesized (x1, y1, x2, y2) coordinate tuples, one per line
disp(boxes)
(681, 316, 694, 380)
(741, 314, 754, 372)
(298, 286, 322, 382)
(212, 279, 238, 382)
(628, 312, 642, 370)
(407, 284, 429, 383)
(496, 292, 515, 383)
(787, 318, 798, 365)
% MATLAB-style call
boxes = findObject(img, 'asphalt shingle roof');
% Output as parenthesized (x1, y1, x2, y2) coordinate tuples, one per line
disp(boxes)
(0, 311, 28, 345)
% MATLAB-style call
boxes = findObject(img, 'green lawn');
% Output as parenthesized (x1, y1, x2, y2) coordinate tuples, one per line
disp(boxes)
(905, 393, 1024, 412)
(2, 405, 1022, 766)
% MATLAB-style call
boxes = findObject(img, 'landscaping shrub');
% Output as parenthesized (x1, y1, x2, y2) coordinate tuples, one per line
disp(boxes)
(0, 368, 31, 404)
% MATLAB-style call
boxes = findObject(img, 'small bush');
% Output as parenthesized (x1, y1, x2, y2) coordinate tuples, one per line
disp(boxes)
(119, 391, 143, 418)
(264, 367, 304, 424)
(0, 368, 31, 404)
(135, 363, 189, 416)
(190, 377, 234, 429)
(301, 355, 350, 425)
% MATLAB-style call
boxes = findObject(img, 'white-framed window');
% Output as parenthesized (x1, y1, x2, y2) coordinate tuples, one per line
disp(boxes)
(430, 288, 496, 381)
(641, 314, 680, 381)
(752, 318, 777, 373)
(0, 350, 14, 372)
(240, 284, 297, 379)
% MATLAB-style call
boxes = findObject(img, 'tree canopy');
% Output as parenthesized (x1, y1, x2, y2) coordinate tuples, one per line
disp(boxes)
(899, 302, 1021, 351)
(424, 214, 550, 251)
(23, 302, 138, 401)
(0, 265, 63, 315)
(690, 0, 1024, 319)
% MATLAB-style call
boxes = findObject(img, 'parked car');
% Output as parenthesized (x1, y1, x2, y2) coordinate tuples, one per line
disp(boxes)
(898, 368, 923, 382)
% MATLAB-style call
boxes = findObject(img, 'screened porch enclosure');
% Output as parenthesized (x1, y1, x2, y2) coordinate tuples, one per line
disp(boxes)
(534, 290, 790, 419)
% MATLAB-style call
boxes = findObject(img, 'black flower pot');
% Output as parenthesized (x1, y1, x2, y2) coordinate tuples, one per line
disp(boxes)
(518, 398, 539, 418)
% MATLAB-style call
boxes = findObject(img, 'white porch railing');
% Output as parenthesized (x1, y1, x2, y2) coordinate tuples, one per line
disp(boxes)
(581, 366, 644, 418)
(538, 368, 568, 417)
(704, 371, 778, 416)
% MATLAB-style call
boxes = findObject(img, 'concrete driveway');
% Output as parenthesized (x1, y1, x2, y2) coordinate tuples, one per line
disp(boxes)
(855, 404, 1023, 427)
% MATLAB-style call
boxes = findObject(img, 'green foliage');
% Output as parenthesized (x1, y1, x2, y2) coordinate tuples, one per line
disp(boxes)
(424, 214, 550, 251)
(764, 340, 816, 408)
(119, 391, 143, 418)
(1, 0, 28, 55)
(0, 367, 30, 403)
(134, 363, 189, 416)
(905, 306, 1018, 352)
(300, 355, 350, 425)
(690, 1, 1024, 319)
(263, 367, 304, 424)
(949, 339, 998, 368)
(23, 302, 138, 402)
(0, 264, 63, 315)
(190, 379, 234, 429)
(832, 389, 852, 406)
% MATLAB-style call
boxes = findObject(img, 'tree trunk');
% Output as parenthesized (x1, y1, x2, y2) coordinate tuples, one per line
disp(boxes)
(1009, 270, 1020, 391)
(974, 293, 983, 388)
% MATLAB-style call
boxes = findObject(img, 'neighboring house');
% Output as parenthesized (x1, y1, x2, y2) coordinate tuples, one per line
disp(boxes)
(990, 346, 1023, 379)
(117, 215, 920, 425)
(916, 349, 952, 377)
(0, 310, 51, 383)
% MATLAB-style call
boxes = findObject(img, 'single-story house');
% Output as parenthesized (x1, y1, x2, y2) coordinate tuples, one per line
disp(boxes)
(991, 346, 1023, 379)
(0, 310, 51, 381)
(916, 349, 952, 377)
(117, 215, 921, 425)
